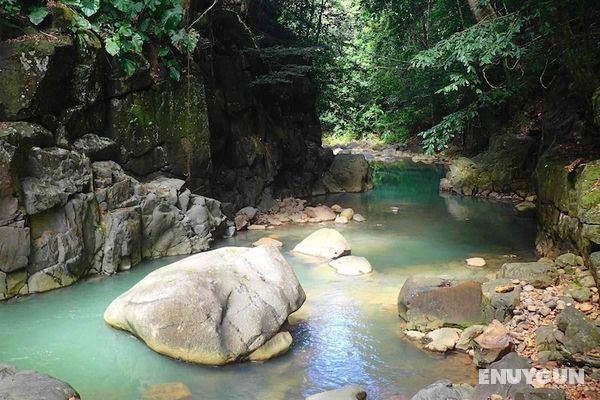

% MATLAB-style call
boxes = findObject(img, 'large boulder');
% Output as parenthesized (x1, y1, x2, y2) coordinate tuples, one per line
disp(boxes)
(293, 228, 351, 260)
(497, 262, 557, 288)
(104, 246, 305, 365)
(410, 380, 473, 400)
(72, 134, 119, 161)
(398, 276, 485, 331)
(322, 154, 372, 193)
(0, 227, 30, 273)
(555, 306, 600, 367)
(0, 364, 79, 400)
(472, 352, 532, 400)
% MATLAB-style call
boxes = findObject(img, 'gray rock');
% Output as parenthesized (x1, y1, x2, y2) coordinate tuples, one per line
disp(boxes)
(567, 284, 591, 302)
(410, 380, 473, 400)
(293, 228, 351, 260)
(20, 147, 92, 215)
(237, 206, 258, 220)
(535, 325, 565, 363)
(27, 263, 78, 293)
(555, 253, 579, 268)
(398, 276, 485, 331)
(515, 201, 536, 213)
(472, 352, 531, 400)
(28, 193, 102, 278)
(497, 262, 557, 288)
(0, 140, 20, 226)
(590, 252, 600, 290)
(513, 388, 566, 400)
(482, 278, 522, 322)
(92, 161, 139, 211)
(100, 207, 143, 274)
(0, 227, 30, 273)
(248, 331, 293, 362)
(306, 385, 367, 400)
(0, 122, 54, 147)
(424, 328, 462, 352)
(104, 246, 305, 365)
(555, 306, 600, 366)
(73, 134, 119, 161)
(323, 154, 372, 193)
(0, 364, 79, 400)
(456, 325, 487, 351)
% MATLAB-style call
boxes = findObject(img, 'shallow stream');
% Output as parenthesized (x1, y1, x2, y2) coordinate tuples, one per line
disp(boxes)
(0, 161, 537, 399)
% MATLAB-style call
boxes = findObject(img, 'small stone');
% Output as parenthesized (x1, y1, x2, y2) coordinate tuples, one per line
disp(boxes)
(404, 330, 426, 341)
(340, 208, 354, 220)
(579, 303, 594, 313)
(527, 305, 537, 312)
(353, 213, 366, 222)
(247, 224, 267, 230)
(142, 382, 192, 400)
(331, 204, 343, 213)
(466, 257, 487, 267)
(252, 237, 283, 248)
(335, 215, 349, 224)
(523, 285, 534, 292)
(425, 328, 462, 352)
(539, 306, 551, 317)
(556, 300, 566, 310)
(495, 284, 515, 293)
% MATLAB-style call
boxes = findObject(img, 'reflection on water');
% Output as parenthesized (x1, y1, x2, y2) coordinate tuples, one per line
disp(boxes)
(0, 161, 536, 399)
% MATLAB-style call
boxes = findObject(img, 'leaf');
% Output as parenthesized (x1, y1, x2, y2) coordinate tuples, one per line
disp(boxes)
(105, 37, 121, 56)
(168, 65, 181, 81)
(79, 0, 100, 17)
(28, 6, 48, 26)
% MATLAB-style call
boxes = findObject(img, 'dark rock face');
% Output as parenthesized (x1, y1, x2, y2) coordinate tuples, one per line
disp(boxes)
(472, 352, 532, 400)
(197, 5, 332, 209)
(0, 364, 79, 400)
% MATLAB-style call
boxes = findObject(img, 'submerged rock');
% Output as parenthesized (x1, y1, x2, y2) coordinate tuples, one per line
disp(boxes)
(329, 256, 373, 276)
(0, 364, 79, 400)
(398, 276, 485, 331)
(248, 331, 293, 362)
(142, 382, 192, 400)
(306, 385, 367, 400)
(252, 237, 283, 248)
(409, 380, 473, 400)
(293, 228, 351, 260)
(104, 246, 305, 365)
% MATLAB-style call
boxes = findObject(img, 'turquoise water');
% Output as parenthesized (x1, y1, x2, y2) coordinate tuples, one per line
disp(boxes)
(0, 161, 536, 399)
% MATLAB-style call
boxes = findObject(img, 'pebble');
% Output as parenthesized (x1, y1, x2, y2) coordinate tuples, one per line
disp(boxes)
(556, 300, 566, 310)
(527, 305, 537, 312)
(579, 303, 594, 313)
(495, 284, 515, 293)
(512, 279, 521, 285)
(523, 285, 534, 292)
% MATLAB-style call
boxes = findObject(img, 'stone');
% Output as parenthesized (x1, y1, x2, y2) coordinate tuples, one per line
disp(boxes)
(340, 208, 354, 220)
(471, 352, 531, 400)
(0, 364, 79, 400)
(253, 237, 283, 248)
(72, 134, 119, 161)
(237, 206, 258, 220)
(515, 201, 536, 213)
(497, 262, 557, 288)
(398, 276, 485, 331)
(305, 205, 336, 222)
(5, 270, 27, 298)
(293, 228, 351, 260)
(100, 207, 143, 274)
(555, 306, 600, 366)
(104, 246, 305, 365)
(579, 303, 593, 313)
(248, 331, 293, 362)
(20, 147, 92, 215)
(404, 330, 426, 341)
(142, 382, 192, 400)
(306, 385, 367, 400)
(329, 256, 373, 275)
(466, 257, 486, 267)
(28, 192, 102, 278)
(409, 380, 473, 400)
(472, 320, 513, 368)
(555, 253, 578, 268)
(0, 227, 30, 273)
(567, 284, 591, 302)
(513, 388, 566, 400)
(331, 204, 343, 213)
(456, 325, 487, 351)
(235, 214, 249, 231)
(0, 122, 54, 147)
(248, 224, 267, 230)
(322, 154, 372, 193)
(335, 215, 349, 224)
(424, 327, 462, 352)
(353, 213, 366, 222)
(482, 279, 522, 322)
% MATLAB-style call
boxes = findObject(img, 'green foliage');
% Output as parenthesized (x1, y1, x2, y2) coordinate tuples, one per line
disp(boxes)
(4, 0, 200, 80)
(0, 0, 20, 19)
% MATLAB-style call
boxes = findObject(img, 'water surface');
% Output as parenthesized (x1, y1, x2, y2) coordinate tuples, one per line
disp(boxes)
(0, 161, 536, 399)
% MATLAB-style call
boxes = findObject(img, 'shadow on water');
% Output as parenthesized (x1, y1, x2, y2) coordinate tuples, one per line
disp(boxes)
(0, 161, 536, 399)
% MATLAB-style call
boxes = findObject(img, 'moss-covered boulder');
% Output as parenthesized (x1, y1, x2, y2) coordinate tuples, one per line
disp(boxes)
(0, 35, 76, 120)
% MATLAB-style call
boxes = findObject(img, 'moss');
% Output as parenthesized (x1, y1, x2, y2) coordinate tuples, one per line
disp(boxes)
(576, 160, 600, 224)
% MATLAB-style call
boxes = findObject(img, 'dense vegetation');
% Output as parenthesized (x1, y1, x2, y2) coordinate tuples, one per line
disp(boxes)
(266, 0, 600, 152)
(2, 0, 598, 153)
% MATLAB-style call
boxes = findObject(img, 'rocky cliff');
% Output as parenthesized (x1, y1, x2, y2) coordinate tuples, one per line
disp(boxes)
(0, 2, 338, 300)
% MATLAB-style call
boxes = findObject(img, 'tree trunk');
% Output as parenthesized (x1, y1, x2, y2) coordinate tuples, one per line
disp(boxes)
(467, 0, 496, 22)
